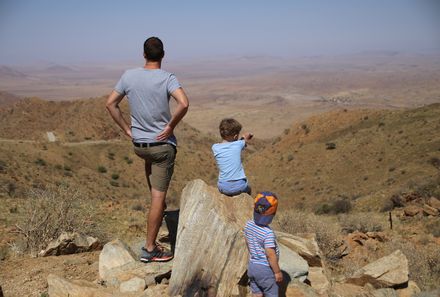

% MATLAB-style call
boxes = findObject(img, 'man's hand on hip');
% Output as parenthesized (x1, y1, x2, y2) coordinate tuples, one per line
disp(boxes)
(156, 125, 173, 141)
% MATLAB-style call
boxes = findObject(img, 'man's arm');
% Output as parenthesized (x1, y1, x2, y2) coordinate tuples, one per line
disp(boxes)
(156, 87, 189, 141)
(266, 248, 283, 283)
(106, 90, 132, 138)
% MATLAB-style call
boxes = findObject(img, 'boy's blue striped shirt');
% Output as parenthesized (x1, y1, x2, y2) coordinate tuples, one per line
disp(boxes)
(244, 220, 279, 266)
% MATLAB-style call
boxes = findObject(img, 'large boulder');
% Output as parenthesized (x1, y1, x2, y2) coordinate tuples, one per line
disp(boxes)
(99, 239, 137, 280)
(99, 239, 172, 288)
(168, 180, 254, 297)
(276, 232, 323, 267)
(307, 267, 330, 294)
(279, 243, 309, 283)
(346, 250, 409, 288)
(40, 232, 101, 256)
(396, 281, 421, 297)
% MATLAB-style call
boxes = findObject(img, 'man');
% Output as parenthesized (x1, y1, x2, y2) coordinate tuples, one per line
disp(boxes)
(106, 37, 189, 262)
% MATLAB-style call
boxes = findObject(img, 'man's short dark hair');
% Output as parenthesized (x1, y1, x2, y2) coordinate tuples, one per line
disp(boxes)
(219, 118, 242, 139)
(144, 37, 164, 61)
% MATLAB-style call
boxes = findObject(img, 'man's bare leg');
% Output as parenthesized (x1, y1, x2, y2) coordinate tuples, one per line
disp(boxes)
(145, 187, 167, 251)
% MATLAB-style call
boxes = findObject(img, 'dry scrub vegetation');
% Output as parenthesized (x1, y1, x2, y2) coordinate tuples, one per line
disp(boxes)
(275, 209, 440, 291)
(15, 186, 98, 256)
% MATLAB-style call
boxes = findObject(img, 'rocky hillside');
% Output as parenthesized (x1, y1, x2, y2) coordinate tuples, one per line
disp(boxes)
(246, 104, 440, 211)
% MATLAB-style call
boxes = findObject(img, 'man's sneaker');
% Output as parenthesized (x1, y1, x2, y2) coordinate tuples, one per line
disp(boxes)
(140, 245, 173, 263)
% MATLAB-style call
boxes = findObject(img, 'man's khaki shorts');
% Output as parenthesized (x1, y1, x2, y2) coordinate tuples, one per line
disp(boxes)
(133, 143, 176, 192)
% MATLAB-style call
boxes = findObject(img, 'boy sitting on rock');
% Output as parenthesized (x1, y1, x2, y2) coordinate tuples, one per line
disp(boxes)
(244, 192, 282, 297)
(212, 118, 252, 196)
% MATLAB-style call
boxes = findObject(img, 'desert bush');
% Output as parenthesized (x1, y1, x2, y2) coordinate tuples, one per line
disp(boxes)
(15, 186, 93, 255)
(124, 156, 133, 164)
(325, 142, 336, 150)
(111, 173, 119, 180)
(429, 157, 440, 170)
(107, 152, 115, 160)
(0, 160, 6, 172)
(275, 209, 343, 260)
(131, 203, 144, 212)
(314, 199, 352, 215)
(35, 158, 46, 166)
(338, 212, 385, 233)
(110, 181, 119, 187)
(97, 166, 107, 173)
(332, 199, 352, 214)
(426, 220, 440, 238)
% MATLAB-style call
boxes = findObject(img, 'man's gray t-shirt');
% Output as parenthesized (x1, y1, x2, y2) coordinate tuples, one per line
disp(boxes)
(114, 68, 181, 145)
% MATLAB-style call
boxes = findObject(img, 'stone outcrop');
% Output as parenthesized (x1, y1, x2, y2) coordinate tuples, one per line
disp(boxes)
(403, 205, 421, 217)
(99, 239, 137, 280)
(307, 267, 330, 294)
(278, 243, 309, 283)
(346, 250, 409, 288)
(422, 204, 439, 216)
(48, 274, 114, 297)
(40, 232, 101, 256)
(168, 179, 254, 297)
(276, 232, 323, 267)
(99, 239, 172, 288)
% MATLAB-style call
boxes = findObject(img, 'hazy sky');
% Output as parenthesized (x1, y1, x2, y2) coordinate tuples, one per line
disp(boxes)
(0, 0, 439, 65)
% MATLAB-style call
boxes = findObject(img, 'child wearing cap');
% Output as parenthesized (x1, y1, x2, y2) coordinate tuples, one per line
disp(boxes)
(244, 192, 282, 297)
(212, 118, 253, 196)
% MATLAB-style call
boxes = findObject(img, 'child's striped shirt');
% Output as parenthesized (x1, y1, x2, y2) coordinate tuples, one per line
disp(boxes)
(244, 220, 279, 266)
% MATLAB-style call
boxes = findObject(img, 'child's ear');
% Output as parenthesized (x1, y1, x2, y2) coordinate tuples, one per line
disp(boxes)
(234, 134, 239, 140)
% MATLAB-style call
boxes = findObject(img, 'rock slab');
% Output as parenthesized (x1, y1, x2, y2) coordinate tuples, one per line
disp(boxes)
(99, 239, 137, 281)
(347, 250, 409, 288)
(41, 232, 101, 256)
(168, 179, 253, 297)
(276, 231, 323, 267)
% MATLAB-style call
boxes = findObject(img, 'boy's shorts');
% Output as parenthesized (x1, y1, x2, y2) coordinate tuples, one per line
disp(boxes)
(217, 179, 251, 196)
(247, 262, 278, 297)
(133, 143, 176, 192)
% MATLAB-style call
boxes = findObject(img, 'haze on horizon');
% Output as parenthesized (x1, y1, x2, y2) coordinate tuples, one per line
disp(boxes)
(0, 0, 439, 66)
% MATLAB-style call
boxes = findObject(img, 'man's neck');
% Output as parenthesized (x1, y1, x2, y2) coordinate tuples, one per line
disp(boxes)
(144, 60, 161, 69)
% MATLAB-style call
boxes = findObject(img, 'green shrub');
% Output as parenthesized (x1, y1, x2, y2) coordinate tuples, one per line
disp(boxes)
(97, 166, 107, 173)
(111, 173, 119, 180)
(35, 158, 46, 166)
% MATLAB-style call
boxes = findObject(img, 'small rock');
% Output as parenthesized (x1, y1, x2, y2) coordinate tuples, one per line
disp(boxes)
(366, 232, 387, 242)
(349, 231, 369, 245)
(307, 267, 330, 294)
(422, 204, 439, 216)
(403, 205, 421, 217)
(40, 232, 101, 257)
(285, 280, 320, 297)
(119, 277, 146, 293)
(329, 282, 366, 297)
(427, 197, 440, 210)
(396, 280, 421, 297)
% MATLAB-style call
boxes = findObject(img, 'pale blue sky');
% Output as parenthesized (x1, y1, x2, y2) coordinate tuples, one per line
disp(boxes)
(0, 0, 439, 65)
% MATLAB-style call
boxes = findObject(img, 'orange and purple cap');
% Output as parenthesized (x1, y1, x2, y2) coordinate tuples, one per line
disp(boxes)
(253, 191, 278, 226)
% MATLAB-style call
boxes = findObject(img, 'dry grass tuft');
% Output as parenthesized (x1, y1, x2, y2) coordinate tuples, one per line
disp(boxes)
(275, 209, 343, 260)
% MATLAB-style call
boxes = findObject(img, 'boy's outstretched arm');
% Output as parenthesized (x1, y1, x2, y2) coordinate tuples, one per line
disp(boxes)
(265, 248, 283, 283)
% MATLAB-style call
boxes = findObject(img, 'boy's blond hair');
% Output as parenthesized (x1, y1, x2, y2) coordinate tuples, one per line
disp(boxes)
(219, 118, 242, 139)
